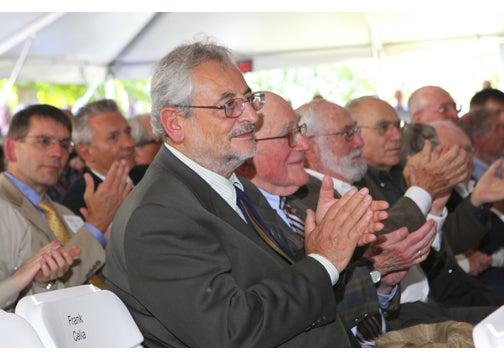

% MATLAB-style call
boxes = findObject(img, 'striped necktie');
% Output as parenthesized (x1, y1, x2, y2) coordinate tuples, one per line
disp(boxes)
(280, 197, 305, 237)
(37, 199, 106, 289)
(234, 186, 294, 264)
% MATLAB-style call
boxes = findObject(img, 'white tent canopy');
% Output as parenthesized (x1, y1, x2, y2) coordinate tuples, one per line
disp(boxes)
(1, 12, 504, 84)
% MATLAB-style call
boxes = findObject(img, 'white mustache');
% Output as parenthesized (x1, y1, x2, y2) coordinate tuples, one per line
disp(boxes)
(229, 124, 256, 138)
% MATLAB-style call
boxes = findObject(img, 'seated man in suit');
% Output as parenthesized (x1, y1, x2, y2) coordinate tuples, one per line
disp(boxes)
(346, 96, 502, 315)
(236, 92, 437, 346)
(0, 105, 130, 309)
(62, 99, 146, 218)
(104, 41, 386, 347)
(296, 98, 499, 329)
(405, 120, 504, 297)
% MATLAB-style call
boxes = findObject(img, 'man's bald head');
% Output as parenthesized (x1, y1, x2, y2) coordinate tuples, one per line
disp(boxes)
(408, 85, 459, 124)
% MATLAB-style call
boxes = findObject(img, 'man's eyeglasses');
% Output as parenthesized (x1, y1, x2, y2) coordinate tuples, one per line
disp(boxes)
(174, 92, 265, 119)
(360, 120, 404, 135)
(309, 125, 361, 142)
(437, 102, 462, 115)
(17, 134, 73, 153)
(255, 123, 307, 148)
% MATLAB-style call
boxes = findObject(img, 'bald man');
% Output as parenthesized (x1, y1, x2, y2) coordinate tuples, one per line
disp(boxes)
(408, 86, 460, 124)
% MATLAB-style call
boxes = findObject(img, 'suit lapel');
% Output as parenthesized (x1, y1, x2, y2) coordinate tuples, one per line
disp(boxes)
(151, 147, 293, 265)
(0, 174, 53, 239)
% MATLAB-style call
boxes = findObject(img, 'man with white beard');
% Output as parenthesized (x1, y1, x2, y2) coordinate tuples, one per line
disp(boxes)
(294, 99, 497, 329)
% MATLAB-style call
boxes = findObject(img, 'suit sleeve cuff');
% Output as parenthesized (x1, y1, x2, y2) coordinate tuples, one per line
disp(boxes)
(84, 223, 106, 248)
(308, 253, 339, 285)
(455, 254, 470, 273)
(404, 186, 432, 216)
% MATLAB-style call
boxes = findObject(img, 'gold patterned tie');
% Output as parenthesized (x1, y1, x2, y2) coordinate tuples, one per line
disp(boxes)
(37, 199, 106, 289)
(38, 199, 71, 244)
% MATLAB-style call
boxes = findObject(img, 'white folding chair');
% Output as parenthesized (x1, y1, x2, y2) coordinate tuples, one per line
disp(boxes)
(473, 305, 504, 347)
(0, 309, 43, 347)
(15, 284, 143, 348)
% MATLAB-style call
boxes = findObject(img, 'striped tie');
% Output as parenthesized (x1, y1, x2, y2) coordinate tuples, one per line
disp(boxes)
(234, 186, 294, 264)
(280, 197, 305, 237)
(38, 199, 106, 289)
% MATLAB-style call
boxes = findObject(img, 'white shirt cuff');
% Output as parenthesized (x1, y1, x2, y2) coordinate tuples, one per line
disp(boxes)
(427, 207, 448, 251)
(404, 186, 432, 216)
(308, 253, 340, 285)
(455, 254, 470, 273)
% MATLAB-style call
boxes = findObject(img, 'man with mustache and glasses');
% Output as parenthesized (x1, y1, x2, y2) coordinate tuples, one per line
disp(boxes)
(0, 105, 130, 310)
(62, 99, 147, 220)
(104, 41, 383, 347)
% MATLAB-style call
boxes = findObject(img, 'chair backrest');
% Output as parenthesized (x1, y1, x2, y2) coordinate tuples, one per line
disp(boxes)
(473, 305, 504, 347)
(0, 310, 43, 347)
(15, 284, 143, 348)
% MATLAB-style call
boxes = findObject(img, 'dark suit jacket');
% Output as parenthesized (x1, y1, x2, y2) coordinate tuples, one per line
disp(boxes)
(104, 147, 352, 347)
(61, 165, 148, 218)
(363, 168, 503, 307)
(250, 182, 393, 331)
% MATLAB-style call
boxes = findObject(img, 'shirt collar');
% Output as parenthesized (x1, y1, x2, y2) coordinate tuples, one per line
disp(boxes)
(305, 168, 356, 196)
(164, 143, 243, 212)
(4, 171, 47, 206)
(472, 156, 489, 180)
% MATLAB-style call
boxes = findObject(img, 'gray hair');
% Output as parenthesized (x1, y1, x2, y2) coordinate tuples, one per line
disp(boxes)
(150, 41, 235, 138)
(402, 122, 440, 156)
(73, 99, 119, 145)
(128, 113, 160, 145)
(298, 101, 326, 136)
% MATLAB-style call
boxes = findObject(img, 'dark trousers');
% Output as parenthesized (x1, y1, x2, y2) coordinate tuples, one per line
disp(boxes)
(387, 300, 496, 331)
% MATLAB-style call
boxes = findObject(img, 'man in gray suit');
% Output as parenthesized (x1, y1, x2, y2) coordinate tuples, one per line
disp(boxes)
(104, 41, 384, 347)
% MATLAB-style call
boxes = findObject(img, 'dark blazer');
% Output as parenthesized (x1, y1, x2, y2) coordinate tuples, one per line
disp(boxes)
(104, 146, 352, 347)
(61, 165, 148, 218)
(445, 189, 492, 254)
(363, 168, 503, 307)
(250, 182, 392, 331)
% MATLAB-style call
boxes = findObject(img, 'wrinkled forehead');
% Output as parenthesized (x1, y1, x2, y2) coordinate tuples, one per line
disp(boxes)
(361, 100, 398, 126)
(321, 103, 354, 130)
(425, 89, 454, 108)
(191, 60, 250, 103)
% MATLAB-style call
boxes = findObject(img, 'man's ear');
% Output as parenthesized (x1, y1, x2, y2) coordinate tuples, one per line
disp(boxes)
(4, 137, 17, 162)
(160, 107, 185, 143)
(76, 144, 93, 165)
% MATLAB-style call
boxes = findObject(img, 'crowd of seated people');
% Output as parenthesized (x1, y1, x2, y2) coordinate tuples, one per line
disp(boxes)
(2, 40, 504, 348)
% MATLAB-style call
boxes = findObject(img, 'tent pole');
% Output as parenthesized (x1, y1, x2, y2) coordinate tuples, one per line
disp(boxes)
(0, 13, 65, 56)
(0, 37, 33, 107)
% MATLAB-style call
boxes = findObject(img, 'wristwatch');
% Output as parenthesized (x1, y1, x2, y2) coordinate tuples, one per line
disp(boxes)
(370, 269, 381, 284)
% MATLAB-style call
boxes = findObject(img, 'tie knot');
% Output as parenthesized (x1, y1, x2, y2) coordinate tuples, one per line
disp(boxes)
(38, 199, 55, 213)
